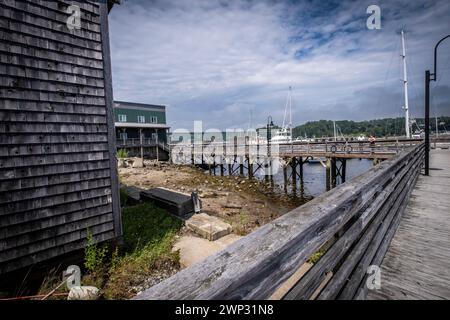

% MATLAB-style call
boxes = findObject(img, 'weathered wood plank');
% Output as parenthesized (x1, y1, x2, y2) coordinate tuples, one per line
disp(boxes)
(1, 0, 101, 32)
(335, 163, 421, 299)
(0, 100, 106, 115)
(0, 75, 105, 96)
(0, 41, 103, 69)
(0, 64, 105, 87)
(0, 0, 120, 274)
(0, 133, 108, 145)
(0, 52, 104, 77)
(0, 230, 114, 274)
(0, 213, 114, 252)
(367, 149, 450, 300)
(0, 110, 107, 125)
(0, 167, 111, 193)
(0, 4, 102, 41)
(315, 152, 422, 299)
(284, 148, 423, 300)
(0, 24, 102, 56)
(0, 197, 111, 228)
(0, 203, 112, 239)
(0, 160, 110, 182)
(0, 142, 109, 160)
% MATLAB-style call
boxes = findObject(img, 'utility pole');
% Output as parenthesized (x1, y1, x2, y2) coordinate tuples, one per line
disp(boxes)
(401, 30, 410, 138)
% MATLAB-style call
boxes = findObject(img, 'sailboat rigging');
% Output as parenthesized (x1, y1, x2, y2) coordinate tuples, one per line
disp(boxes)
(271, 87, 293, 144)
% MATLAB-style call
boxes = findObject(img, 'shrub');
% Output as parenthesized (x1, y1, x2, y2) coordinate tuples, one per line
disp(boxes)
(84, 230, 108, 274)
(116, 149, 129, 158)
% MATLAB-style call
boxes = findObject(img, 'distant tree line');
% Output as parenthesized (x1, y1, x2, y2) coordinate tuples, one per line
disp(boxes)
(292, 116, 450, 139)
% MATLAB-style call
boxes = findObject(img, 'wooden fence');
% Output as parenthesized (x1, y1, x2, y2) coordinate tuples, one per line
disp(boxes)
(134, 142, 424, 300)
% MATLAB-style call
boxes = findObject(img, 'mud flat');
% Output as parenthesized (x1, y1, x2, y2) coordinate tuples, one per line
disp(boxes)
(119, 160, 310, 236)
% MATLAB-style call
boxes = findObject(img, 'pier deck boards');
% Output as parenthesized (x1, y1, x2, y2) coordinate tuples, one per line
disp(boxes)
(368, 148, 450, 300)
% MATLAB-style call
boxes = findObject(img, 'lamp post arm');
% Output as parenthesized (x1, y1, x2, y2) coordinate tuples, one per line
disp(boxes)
(432, 34, 450, 81)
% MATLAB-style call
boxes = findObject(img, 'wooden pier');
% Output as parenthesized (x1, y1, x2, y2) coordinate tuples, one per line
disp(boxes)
(171, 138, 422, 189)
(367, 148, 450, 300)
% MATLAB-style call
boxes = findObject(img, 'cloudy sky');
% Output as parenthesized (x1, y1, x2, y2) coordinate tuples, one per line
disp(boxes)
(108, 0, 450, 130)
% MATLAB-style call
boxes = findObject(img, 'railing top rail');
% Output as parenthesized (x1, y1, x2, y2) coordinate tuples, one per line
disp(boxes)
(134, 142, 424, 300)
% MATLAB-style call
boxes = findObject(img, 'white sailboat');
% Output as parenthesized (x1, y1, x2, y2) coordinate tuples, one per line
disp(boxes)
(271, 87, 293, 144)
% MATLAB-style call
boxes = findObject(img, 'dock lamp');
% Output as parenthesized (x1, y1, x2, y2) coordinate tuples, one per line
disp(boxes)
(424, 34, 450, 176)
(267, 116, 274, 151)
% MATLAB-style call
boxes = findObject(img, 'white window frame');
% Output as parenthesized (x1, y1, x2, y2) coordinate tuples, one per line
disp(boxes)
(151, 116, 158, 123)
(119, 132, 128, 140)
(118, 114, 127, 122)
(137, 115, 145, 123)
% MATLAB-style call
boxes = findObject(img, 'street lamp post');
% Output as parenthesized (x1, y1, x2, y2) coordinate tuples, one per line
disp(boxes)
(424, 34, 450, 176)
(266, 116, 273, 181)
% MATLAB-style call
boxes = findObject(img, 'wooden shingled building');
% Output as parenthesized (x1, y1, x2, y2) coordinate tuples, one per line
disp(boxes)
(0, 0, 122, 274)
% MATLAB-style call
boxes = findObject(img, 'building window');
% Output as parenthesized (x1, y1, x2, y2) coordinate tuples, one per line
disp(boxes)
(137, 115, 145, 123)
(151, 116, 158, 123)
(118, 114, 127, 122)
(119, 132, 128, 140)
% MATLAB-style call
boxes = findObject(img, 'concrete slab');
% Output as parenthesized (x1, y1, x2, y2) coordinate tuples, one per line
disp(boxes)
(173, 234, 242, 268)
(185, 213, 232, 241)
(132, 157, 144, 168)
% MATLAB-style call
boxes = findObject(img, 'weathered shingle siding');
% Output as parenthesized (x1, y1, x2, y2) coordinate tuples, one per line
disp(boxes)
(0, 0, 121, 274)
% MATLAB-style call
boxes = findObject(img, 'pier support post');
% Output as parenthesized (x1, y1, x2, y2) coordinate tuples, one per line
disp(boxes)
(283, 161, 288, 192)
(341, 158, 347, 183)
(248, 157, 253, 179)
(220, 164, 224, 176)
(291, 157, 297, 190)
(228, 163, 232, 176)
(139, 128, 144, 160)
(326, 158, 331, 191)
(299, 157, 304, 182)
(331, 158, 337, 188)
(155, 129, 159, 161)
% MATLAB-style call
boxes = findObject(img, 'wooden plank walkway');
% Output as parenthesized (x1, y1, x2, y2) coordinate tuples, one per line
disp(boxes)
(368, 148, 450, 300)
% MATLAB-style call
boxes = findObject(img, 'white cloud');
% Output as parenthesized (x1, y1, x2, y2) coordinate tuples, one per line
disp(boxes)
(109, 0, 450, 130)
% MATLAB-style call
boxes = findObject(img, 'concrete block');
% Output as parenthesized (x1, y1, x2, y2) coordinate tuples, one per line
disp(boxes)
(186, 213, 232, 241)
(132, 157, 144, 168)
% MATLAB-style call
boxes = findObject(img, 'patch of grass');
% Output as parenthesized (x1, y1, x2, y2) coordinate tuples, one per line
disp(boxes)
(37, 266, 69, 299)
(101, 202, 183, 299)
(307, 248, 327, 264)
(119, 187, 130, 207)
(116, 149, 129, 158)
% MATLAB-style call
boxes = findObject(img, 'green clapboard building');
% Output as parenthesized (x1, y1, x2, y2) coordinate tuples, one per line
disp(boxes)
(114, 101, 170, 160)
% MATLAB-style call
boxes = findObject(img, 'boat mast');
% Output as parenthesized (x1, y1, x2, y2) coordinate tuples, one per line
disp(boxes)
(333, 121, 337, 142)
(289, 86, 292, 138)
(401, 29, 411, 138)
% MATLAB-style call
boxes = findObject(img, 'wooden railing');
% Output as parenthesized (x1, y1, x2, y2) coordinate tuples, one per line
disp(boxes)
(170, 139, 422, 156)
(134, 142, 424, 300)
(116, 139, 169, 150)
